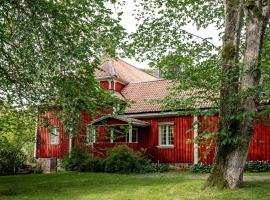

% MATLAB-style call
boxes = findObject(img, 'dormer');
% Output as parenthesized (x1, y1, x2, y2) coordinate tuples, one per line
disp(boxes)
(95, 57, 157, 93)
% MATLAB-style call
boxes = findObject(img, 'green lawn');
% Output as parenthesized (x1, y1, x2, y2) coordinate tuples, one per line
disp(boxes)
(0, 171, 270, 200)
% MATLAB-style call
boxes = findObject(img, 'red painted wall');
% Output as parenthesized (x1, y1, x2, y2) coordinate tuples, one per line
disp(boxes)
(141, 116, 194, 163)
(37, 112, 270, 163)
(115, 82, 126, 92)
(198, 115, 270, 164)
(37, 111, 69, 158)
(100, 81, 109, 90)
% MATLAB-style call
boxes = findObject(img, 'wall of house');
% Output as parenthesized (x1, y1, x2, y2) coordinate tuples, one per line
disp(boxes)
(197, 115, 270, 164)
(36, 111, 69, 158)
(36, 112, 270, 164)
(140, 116, 194, 163)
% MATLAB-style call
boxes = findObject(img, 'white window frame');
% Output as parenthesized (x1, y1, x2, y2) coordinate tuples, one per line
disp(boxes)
(86, 126, 97, 144)
(110, 128, 114, 143)
(158, 122, 174, 148)
(129, 128, 138, 143)
(50, 126, 59, 145)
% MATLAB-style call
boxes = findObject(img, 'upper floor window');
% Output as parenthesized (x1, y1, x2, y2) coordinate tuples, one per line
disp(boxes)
(158, 122, 174, 147)
(50, 127, 59, 145)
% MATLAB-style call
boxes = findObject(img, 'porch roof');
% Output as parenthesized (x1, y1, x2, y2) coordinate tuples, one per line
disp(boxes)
(89, 114, 150, 127)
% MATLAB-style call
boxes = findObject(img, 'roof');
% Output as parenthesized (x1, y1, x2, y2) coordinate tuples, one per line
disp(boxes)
(121, 80, 173, 113)
(89, 114, 150, 127)
(121, 80, 214, 114)
(95, 57, 157, 83)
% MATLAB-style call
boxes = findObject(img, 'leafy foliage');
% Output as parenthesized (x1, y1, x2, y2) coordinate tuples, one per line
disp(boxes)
(191, 163, 212, 174)
(0, 103, 35, 162)
(0, 0, 126, 134)
(0, 141, 26, 175)
(245, 161, 270, 173)
(62, 145, 168, 173)
(61, 146, 87, 171)
(103, 145, 150, 173)
(80, 157, 105, 172)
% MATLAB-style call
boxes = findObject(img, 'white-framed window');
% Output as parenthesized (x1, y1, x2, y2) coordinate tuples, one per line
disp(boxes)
(129, 128, 138, 143)
(158, 122, 174, 147)
(86, 126, 97, 144)
(50, 126, 59, 145)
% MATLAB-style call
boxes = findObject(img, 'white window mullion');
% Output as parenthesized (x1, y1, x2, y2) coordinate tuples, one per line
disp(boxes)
(166, 125, 169, 146)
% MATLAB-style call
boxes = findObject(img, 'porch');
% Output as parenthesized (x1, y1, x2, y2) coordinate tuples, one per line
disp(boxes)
(85, 115, 150, 156)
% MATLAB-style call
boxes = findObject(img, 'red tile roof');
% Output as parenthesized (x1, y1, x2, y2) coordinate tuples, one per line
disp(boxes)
(121, 80, 173, 113)
(95, 57, 157, 83)
(121, 80, 214, 113)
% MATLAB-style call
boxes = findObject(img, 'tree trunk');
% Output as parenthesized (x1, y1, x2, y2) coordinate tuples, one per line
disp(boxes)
(205, 0, 270, 189)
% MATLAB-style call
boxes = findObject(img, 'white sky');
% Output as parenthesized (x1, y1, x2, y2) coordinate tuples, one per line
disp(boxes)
(118, 1, 222, 69)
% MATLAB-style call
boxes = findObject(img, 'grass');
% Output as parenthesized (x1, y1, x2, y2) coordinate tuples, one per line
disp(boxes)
(0, 171, 270, 200)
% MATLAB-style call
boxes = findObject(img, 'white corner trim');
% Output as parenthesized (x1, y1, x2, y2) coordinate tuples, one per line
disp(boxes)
(194, 115, 199, 164)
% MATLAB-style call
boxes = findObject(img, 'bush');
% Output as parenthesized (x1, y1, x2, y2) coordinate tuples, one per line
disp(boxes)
(0, 143, 26, 175)
(61, 146, 87, 171)
(245, 160, 270, 172)
(140, 163, 169, 173)
(80, 157, 104, 172)
(62, 145, 168, 174)
(191, 163, 211, 173)
(104, 145, 151, 173)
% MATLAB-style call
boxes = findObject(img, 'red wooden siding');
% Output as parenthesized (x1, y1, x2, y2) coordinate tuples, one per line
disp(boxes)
(115, 82, 126, 92)
(141, 116, 194, 163)
(247, 119, 270, 161)
(100, 81, 109, 90)
(198, 115, 270, 164)
(37, 112, 270, 163)
(37, 111, 69, 158)
(198, 116, 218, 164)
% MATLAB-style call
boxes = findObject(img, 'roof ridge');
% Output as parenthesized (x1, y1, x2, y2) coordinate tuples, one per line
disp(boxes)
(128, 79, 171, 84)
(116, 58, 157, 79)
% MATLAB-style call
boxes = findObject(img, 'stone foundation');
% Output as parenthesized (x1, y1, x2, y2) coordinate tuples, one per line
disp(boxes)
(168, 163, 193, 170)
(37, 158, 58, 173)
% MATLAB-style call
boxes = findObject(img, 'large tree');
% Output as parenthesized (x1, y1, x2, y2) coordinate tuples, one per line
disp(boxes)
(127, 0, 270, 188)
(0, 0, 125, 130)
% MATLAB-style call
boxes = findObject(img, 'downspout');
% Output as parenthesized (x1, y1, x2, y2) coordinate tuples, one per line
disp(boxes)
(33, 110, 39, 159)
(193, 115, 199, 164)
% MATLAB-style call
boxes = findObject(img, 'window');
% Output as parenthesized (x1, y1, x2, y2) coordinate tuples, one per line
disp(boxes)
(129, 128, 138, 143)
(50, 127, 59, 145)
(87, 126, 97, 144)
(158, 123, 174, 147)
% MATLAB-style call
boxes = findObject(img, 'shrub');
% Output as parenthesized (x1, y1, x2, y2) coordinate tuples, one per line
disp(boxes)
(0, 143, 26, 175)
(104, 145, 151, 173)
(191, 163, 211, 173)
(141, 163, 169, 173)
(61, 146, 87, 171)
(245, 160, 270, 172)
(80, 157, 104, 172)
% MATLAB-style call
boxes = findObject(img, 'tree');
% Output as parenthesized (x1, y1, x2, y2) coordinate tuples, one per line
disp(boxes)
(0, 1, 125, 132)
(127, 0, 270, 188)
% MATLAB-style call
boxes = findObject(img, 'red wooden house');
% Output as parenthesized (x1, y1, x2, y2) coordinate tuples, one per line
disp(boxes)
(35, 57, 270, 170)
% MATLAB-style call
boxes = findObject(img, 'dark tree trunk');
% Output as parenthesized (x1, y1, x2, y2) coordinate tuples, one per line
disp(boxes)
(205, 0, 270, 189)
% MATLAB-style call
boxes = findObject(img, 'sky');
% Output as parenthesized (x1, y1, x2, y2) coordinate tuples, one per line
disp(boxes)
(117, 0, 222, 69)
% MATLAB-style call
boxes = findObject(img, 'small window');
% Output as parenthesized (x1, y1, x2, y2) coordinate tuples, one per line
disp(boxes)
(158, 123, 174, 147)
(50, 127, 59, 145)
(87, 126, 97, 144)
(129, 128, 138, 143)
